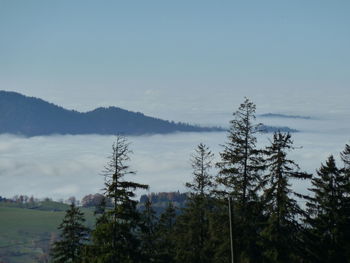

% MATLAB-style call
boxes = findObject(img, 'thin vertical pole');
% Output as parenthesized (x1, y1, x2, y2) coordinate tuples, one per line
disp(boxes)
(228, 197, 235, 263)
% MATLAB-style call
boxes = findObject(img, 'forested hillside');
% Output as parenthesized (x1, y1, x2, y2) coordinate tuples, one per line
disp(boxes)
(0, 91, 222, 136)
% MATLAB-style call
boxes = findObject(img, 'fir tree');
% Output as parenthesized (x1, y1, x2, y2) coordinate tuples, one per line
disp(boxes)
(89, 136, 148, 263)
(51, 203, 89, 263)
(305, 154, 350, 262)
(261, 132, 311, 263)
(156, 202, 177, 263)
(186, 143, 215, 197)
(85, 196, 112, 262)
(175, 143, 215, 263)
(139, 197, 158, 262)
(207, 197, 232, 262)
(340, 144, 350, 261)
(341, 143, 350, 168)
(216, 98, 263, 204)
(216, 98, 264, 263)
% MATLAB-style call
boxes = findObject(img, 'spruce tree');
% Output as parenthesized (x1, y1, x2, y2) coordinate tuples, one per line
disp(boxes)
(186, 143, 215, 196)
(139, 197, 158, 262)
(89, 136, 148, 263)
(51, 203, 89, 263)
(156, 202, 177, 263)
(216, 98, 263, 203)
(207, 197, 232, 262)
(340, 143, 350, 168)
(85, 196, 112, 262)
(175, 143, 215, 263)
(261, 132, 311, 263)
(305, 154, 350, 262)
(216, 98, 264, 263)
(340, 144, 350, 261)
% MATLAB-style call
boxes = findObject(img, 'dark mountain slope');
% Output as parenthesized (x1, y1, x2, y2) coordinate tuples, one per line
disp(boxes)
(259, 113, 312, 120)
(0, 91, 221, 136)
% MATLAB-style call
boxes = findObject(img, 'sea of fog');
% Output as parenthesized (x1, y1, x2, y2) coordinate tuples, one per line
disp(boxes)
(0, 113, 350, 201)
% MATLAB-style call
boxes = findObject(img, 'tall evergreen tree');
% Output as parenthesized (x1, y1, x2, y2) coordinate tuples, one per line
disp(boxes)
(89, 136, 148, 263)
(51, 203, 89, 263)
(261, 132, 311, 263)
(216, 98, 263, 204)
(156, 202, 177, 263)
(216, 98, 264, 263)
(340, 144, 350, 168)
(186, 143, 215, 196)
(340, 144, 350, 261)
(305, 154, 350, 262)
(207, 197, 232, 263)
(175, 143, 215, 263)
(85, 196, 112, 262)
(139, 197, 158, 262)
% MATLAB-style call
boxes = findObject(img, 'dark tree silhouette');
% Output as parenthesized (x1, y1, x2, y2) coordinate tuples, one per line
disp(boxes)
(139, 197, 158, 262)
(156, 202, 177, 263)
(88, 136, 148, 263)
(175, 143, 215, 263)
(216, 98, 265, 263)
(305, 154, 350, 263)
(51, 203, 89, 263)
(261, 132, 311, 263)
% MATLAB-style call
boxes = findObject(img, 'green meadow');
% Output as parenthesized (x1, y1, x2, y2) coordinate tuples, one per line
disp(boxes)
(0, 202, 95, 263)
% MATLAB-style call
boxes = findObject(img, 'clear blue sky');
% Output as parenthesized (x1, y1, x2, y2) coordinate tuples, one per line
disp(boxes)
(1, 0, 349, 123)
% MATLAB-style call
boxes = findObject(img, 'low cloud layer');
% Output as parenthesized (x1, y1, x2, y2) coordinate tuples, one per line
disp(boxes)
(0, 116, 349, 201)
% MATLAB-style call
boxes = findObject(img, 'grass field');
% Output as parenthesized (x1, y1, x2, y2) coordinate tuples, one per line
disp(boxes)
(0, 202, 95, 263)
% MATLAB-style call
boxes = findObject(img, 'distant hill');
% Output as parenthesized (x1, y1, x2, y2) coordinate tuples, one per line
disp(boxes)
(259, 113, 312, 120)
(260, 124, 298, 133)
(0, 91, 222, 136)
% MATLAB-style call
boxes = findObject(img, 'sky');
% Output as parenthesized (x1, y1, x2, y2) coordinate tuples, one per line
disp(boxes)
(1, 1, 350, 125)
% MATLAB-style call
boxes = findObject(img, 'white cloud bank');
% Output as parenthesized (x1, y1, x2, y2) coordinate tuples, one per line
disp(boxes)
(0, 116, 349, 201)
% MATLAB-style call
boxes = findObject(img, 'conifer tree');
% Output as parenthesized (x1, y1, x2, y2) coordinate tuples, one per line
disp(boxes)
(261, 132, 311, 263)
(156, 202, 177, 263)
(207, 197, 232, 262)
(186, 143, 215, 196)
(216, 98, 264, 263)
(89, 136, 148, 263)
(175, 143, 215, 263)
(85, 196, 112, 262)
(51, 203, 89, 263)
(341, 144, 350, 168)
(305, 154, 350, 262)
(139, 197, 158, 262)
(216, 98, 263, 204)
(340, 144, 350, 261)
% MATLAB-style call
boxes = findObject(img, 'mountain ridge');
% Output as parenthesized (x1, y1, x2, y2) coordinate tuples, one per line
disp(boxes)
(0, 91, 299, 136)
(259, 113, 312, 120)
(0, 91, 222, 136)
